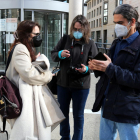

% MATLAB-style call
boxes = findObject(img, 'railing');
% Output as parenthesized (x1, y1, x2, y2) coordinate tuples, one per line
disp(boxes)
(95, 42, 112, 54)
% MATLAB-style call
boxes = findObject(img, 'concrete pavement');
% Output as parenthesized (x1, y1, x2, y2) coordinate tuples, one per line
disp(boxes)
(1, 74, 140, 140)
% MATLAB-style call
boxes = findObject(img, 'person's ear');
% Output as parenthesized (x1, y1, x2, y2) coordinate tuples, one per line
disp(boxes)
(131, 18, 136, 26)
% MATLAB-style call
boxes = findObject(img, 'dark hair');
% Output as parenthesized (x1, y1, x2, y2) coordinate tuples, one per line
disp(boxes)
(9, 20, 41, 61)
(70, 15, 90, 44)
(113, 4, 140, 34)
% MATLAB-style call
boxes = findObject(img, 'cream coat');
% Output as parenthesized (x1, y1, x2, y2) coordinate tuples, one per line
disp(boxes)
(6, 44, 65, 140)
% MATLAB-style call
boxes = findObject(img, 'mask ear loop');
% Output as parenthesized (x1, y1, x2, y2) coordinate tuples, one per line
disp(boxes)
(13, 31, 19, 40)
(125, 21, 132, 37)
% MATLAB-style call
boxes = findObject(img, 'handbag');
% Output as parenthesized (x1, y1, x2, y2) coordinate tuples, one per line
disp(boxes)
(47, 34, 68, 95)
(0, 45, 22, 140)
(47, 62, 60, 95)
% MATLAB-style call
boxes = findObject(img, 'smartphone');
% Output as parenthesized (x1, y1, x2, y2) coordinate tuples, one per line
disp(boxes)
(52, 69, 60, 74)
(93, 52, 107, 61)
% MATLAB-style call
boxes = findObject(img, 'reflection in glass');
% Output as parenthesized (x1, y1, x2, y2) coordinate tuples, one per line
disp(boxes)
(47, 13, 61, 67)
(104, 10, 107, 16)
(24, 11, 32, 21)
(104, 3, 108, 9)
(53, 0, 69, 2)
(104, 16, 107, 23)
(0, 9, 20, 69)
(63, 13, 68, 35)
(34, 11, 45, 57)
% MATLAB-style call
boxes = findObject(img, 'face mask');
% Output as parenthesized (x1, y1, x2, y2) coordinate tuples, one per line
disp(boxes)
(73, 31, 83, 39)
(32, 34, 42, 47)
(115, 22, 131, 38)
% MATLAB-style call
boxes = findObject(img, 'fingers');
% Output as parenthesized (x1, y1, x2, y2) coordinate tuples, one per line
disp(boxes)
(103, 53, 111, 61)
(36, 52, 40, 58)
(61, 50, 70, 58)
(75, 64, 86, 73)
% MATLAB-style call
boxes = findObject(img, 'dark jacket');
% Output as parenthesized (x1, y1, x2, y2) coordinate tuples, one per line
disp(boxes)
(92, 35, 140, 124)
(51, 35, 98, 89)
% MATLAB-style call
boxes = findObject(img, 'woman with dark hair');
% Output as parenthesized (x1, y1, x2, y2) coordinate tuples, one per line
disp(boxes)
(89, 4, 140, 140)
(51, 15, 98, 140)
(6, 20, 65, 140)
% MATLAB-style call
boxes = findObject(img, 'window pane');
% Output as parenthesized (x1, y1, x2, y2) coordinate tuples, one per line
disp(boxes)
(24, 11, 32, 21)
(63, 13, 68, 35)
(104, 16, 107, 24)
(0, 9, 20, 67)
(104, 10, 108, 16)
(104, 3, 108, 9)
(91, 31, 95, 39)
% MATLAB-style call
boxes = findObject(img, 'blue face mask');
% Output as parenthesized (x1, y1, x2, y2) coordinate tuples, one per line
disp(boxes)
(73, 31, 83, 39)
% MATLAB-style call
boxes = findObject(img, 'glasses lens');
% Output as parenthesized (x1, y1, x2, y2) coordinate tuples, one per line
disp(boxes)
(32, 33, 40, 36)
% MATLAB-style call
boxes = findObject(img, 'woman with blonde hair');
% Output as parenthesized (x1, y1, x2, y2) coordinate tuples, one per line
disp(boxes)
(51, 15, 98, 140)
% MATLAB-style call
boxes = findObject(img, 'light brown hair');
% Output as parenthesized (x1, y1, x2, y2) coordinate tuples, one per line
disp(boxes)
(70, 15, 91, 44)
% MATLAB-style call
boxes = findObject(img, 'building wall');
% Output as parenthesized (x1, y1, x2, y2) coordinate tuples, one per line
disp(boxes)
(123, 0, 140, 21)
(107, 0, 116, 44)
(86, 0, 122, 45)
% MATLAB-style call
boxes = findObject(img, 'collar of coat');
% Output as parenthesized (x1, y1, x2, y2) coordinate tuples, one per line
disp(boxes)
(108, 35, 140, 59)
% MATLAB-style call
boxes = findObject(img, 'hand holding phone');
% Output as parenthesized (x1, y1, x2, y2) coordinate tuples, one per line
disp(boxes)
(93, 52, 107, 61)
(52, 69, 60, 74)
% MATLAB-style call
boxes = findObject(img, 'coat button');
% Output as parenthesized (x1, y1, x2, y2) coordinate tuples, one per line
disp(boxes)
(106, 99, 108, 101)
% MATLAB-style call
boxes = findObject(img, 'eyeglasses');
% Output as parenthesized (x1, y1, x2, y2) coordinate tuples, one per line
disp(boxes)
(32, 33, 40, 36)
(73, 28, 82, 32)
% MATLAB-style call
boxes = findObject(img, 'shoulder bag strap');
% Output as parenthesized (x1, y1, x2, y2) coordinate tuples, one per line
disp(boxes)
(5, 44, 17, 72)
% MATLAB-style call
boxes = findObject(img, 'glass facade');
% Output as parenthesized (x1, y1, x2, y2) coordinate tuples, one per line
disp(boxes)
(24, 10, 68, 68)
(0, 9, 20, 70)
(0, 9, 68, 70)
(53, 0, 69, 3)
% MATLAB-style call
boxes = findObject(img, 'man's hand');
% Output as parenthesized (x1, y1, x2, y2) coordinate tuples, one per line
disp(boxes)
(88, 53, 111, 72)
(61, 50, 70, 58)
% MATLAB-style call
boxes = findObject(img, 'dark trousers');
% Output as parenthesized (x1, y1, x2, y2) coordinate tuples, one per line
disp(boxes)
(57, 85, 89, 140)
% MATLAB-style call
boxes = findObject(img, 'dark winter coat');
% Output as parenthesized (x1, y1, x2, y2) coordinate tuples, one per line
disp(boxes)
(92, 35, 140, 124)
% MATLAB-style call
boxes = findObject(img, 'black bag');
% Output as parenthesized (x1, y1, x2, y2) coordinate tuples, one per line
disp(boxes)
(47, 35, 67, 95)
(0, 45, 22, 140)
(47, 63, 60, 95)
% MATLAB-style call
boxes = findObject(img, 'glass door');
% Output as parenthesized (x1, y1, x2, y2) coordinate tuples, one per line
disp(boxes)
(24, 10, 68, 68)
(0, 9, 20, 70)
(34, 11, 46, 56)
(47, 13, 61, 67)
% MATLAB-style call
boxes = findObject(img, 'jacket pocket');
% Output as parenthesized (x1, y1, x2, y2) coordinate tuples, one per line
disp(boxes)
(69, 75, 86, 87)
(113, 87, 140, 120)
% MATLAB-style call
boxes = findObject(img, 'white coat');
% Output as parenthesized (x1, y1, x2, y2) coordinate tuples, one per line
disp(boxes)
(6, 44, 65, 140)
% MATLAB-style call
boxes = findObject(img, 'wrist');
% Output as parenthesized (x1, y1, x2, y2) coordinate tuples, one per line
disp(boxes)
(58, 50, 66, 59)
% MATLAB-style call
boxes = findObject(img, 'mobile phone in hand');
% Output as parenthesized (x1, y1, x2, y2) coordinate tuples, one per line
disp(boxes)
(93, 52, 107, 61)
(52, 69, 60, 74)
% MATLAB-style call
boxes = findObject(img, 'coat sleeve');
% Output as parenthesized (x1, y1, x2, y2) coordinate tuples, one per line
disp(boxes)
(105, 62, 140, 89)
(13, 44, 52, 85)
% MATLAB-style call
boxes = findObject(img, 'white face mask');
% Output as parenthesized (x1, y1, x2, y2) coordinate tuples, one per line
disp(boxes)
(115, 22, 131, 38)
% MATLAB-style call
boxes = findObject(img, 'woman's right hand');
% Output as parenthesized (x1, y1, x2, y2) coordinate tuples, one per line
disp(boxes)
(61, 50, 70, 58)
